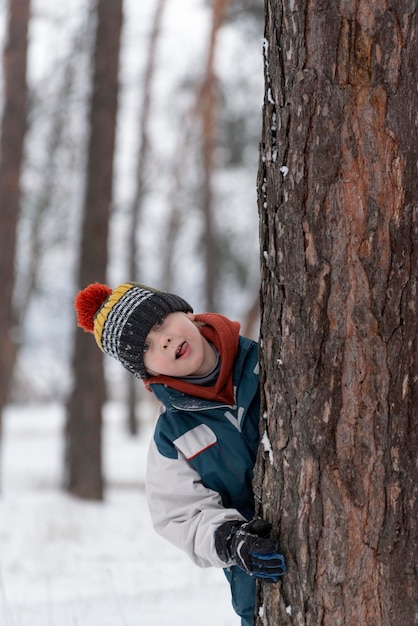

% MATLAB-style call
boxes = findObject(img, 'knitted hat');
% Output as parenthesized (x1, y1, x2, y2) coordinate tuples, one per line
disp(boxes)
(75, 282, 193, 379)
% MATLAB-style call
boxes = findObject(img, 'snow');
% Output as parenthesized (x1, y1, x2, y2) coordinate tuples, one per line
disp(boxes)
(261, 430, 274, 465)
(0, 403, 237, 625)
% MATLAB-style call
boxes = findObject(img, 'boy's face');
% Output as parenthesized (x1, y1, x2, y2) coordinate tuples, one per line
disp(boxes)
(143, 312, 215, 378)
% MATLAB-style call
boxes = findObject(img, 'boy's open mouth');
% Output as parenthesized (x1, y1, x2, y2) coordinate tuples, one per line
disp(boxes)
(175, 341, 187, 359)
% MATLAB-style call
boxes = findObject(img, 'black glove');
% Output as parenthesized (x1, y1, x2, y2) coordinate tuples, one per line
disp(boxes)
(214, 518, 286, 582)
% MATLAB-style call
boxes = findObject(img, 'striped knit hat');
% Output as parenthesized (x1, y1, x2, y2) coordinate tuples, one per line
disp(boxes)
(75, 282, 193, 379)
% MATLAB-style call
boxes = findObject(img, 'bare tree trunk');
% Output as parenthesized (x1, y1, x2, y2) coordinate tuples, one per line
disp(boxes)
(126, 0, 166, 436)
(160, 0, 232, 308)
(159, 90, 199, 293)
(11, 30, 83, 393)
(66, 0, 123, 500)
(198, 0, 231, 311)
(255, 1, 417, 625)
(0, 0, 30, 441)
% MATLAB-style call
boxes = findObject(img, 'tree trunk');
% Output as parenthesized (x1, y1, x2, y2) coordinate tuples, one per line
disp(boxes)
(65, 0, 123, 500)
(0, 0, 30, 437)
(126, 0, 166, 436)
(12, 31, 81, 393)
(255, 1, 417, 625)
(199, 0, 231, 311)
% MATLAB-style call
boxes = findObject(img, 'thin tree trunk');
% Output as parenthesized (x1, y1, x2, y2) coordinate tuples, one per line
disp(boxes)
(126, 0, 166, 436)
(198, 0, 231, 311)
(66, 0, 123, 500)
(160, 0, 231, 306)
(160, 94, 198, 293)
(255, 1, 417, 625)
(12, 31, 82, 389)
(0, 0, 30, 442)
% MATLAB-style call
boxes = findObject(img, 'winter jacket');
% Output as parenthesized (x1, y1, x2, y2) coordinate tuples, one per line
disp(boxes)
(145, 335, 260, 569)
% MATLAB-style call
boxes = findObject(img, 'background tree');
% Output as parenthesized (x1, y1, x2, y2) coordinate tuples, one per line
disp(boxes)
(255, 1, 417, 625)
(156, 0, 263, 318)
(11, 25, 88, 401)
(124, 0, 167, 436)
(65, 0, 123, 500)
(198, 0, 231, 311)
(0, 0, 30, 443)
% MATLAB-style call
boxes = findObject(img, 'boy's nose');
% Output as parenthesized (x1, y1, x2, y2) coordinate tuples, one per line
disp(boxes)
(162, 336, 171, 349)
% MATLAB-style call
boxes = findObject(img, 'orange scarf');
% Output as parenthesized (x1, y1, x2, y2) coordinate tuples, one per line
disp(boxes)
(144, 313, 240, 405)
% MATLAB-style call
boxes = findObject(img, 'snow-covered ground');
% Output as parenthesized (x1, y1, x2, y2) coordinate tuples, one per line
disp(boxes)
(0, 403, 237, 625)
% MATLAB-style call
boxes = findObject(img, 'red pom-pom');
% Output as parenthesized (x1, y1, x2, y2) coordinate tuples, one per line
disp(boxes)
(75, 283, 112, 332)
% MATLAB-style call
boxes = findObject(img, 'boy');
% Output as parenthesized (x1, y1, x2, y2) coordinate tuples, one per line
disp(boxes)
(75, 281, 286, 625)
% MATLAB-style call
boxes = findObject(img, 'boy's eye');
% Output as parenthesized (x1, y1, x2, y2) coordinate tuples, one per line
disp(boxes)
(143, 341, 150, 353)
(153, 319, 163, 331)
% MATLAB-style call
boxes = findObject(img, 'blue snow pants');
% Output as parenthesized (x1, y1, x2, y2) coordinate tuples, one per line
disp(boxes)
(223, 566, 256, 626)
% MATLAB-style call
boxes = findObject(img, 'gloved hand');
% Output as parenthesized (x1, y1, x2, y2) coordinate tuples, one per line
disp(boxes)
(214, 518, 286, 582)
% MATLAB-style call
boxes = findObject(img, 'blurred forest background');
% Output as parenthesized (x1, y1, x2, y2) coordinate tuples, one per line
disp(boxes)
(0, 0, 264, 494)
(0, 0, 264, 499)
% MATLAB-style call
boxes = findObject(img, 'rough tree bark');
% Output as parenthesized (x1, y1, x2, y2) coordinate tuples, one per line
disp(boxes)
(255, 1, 417, 625)
(66, 0, 123, 500)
